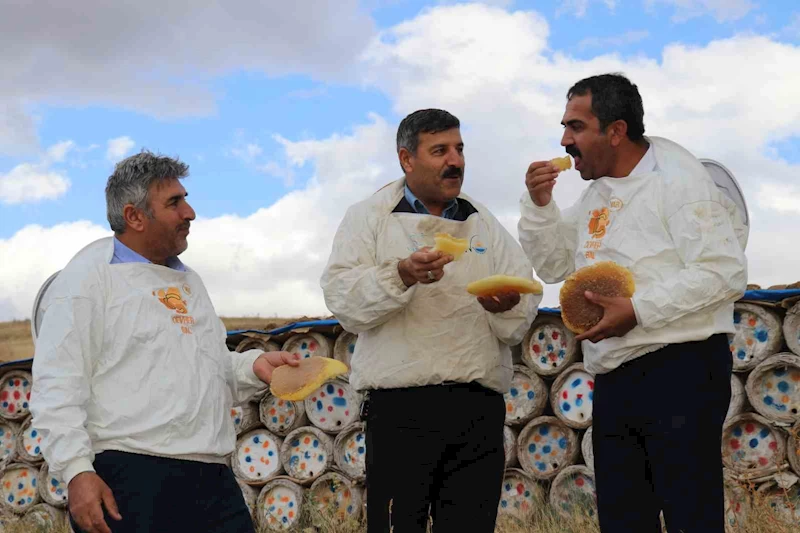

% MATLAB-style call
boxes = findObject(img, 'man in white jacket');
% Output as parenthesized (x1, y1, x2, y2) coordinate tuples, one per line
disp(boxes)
(30, 151, 299, 533)
(518, 74, 747, 532)
(321, 109, 540, 533)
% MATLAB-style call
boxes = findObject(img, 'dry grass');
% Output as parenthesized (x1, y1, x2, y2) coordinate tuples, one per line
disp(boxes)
(0, 320, 34, 362)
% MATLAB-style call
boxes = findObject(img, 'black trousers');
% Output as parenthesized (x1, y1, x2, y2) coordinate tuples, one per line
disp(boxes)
(364, 382, 506, 533)
(70, 450, 254, 533)
(592, 334, 732, 533)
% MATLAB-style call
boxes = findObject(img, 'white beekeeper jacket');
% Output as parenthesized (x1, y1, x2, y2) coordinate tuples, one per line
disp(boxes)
(518, 136, 748, 375)
(30, 237, 267, 485)
(321, 178, 541, 394)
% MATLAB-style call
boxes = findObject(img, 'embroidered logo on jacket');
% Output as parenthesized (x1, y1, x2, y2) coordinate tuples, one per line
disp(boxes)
(587, 207, 610, 239)
(153, 286, 195, 334)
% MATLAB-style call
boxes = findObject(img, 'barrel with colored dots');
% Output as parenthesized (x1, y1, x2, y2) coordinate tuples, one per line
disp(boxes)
(333, 422, 366, 482)
(37, 463, 68, 508)
(755, 479, 800, 524)
(521, 315, 580, 377)
(0, 371, 33, 422)
(20, 503, 66, 530)
(497, 468, 545, 520)
(235, 477, 259, 526)
(282, 332, 334, 360)
(280, 426, 334, 485)
(581, 427, 594, 471)
(304, 378, 361, 434)
(231, 401, 262, 436)
(0, 462, 41, 514)
(16, 417, 44, 464)
(783, 301, 800, 357)
(256, 477, 304, 532)
(259, 392, 308, 437)
(550, 364, 594, 430)
(232, 428, 285, 486)
(333, 331, 357, 377)
(0, 421, 19, 468)
(745, 353, 800, 424)
(722, 413, 787, 478)
(503, 365, 548, 427)
(729, 303, 784, 372)
(309, 472, 363, 523)
(727, 374, 747, 421)
(723, 469, 751, 532)
(517, 416, 579, 481)
(549, 465, 597, 522)
(236, 336, 281, 354)
(503, 426, 519, 469)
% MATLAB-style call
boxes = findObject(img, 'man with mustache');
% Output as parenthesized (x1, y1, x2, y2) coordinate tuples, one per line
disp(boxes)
(321, 109, 540, 533)
(30, 151, 300, 533)
(518, 73, 748, 532)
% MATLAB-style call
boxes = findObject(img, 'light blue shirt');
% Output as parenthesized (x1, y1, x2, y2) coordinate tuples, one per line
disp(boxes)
(111, 237, 186, 271)
(404, 183, 459, 220)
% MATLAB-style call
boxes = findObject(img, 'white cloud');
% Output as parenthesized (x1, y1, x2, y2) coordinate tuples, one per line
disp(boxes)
(106, 136, 136, 163)
(0, 141, 75, 204)
(783, 13, 800, 38)
(46, 141, 75, 163)
(578, 31, 650, 50)
(557, 0, 617, 18)
(231, 143, 264, 164)
(757, 183, 800, 214)
(645, 0, 756, 22)
(0, 0, 376, 155)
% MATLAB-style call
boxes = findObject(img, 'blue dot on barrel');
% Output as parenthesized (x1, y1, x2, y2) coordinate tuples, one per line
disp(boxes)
(733, 312, 741, 324)
(536, 462, 546, 471)
(505, 483, 511, 491)
(358, 446, 365, 454)
(510, 388, 518, 398)
(776, 404, 787, 412)
(525, 490, 531, 497)
(543, 445, 552, 454)
(589, 392, 594, 401)
(563, 403, 571, 412)
(749, 439, 759, 449)
(501, 500, 508, 508)
(51, 479, 58, 487)
(245, 456, 252, 463)
(253, 436, 260, 444)
(268, 451, 274, 457)
(22, 402, 28, 409)
(527, 391, 535, 400)
(529, 444, 537, 453)
(733, 427, 743, 437)
(576, 398, 584, 407)
(283, 517, 288, 524)
(327, 384, 335, 394)
(292, 439, 300, 447)
(538, 332, 545, 340)
(17, 483, 22, 490)
(571, 378, 582, 388)
(760, 428, 770, 438)
(539, 426, 550, 436)
(559, 437, 568, 449)
(540, 357, 547, 364)
(737, 350, 746, 360)
(301, 342, 308, 350)
(313, 440, 319, 448)
(755, 330, 768, 342)
(333, 397, 347, 407)
(547, 344, 554, 352)
(34, 446, 39, 454)
(349, 344, 355, 354)
(31, 479, 35, 487)
(31, 430, 37, 438)
(272, 417, 278, 423)
(304, 451, 311, 459)
(317, 401, 323, 411)
(7, 496, 12, 503)
(8, 380, 13, 386)
(774, 368, 787, 377)
(764, 396, 774, 406)
(289, 502, 294, 508)
(559, 349, 566, 358)
(777, 381, 789, 393)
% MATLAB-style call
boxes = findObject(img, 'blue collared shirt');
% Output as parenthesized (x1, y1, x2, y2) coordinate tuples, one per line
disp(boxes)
(111, 237, 187, 271)
(404, 183, 459, 219)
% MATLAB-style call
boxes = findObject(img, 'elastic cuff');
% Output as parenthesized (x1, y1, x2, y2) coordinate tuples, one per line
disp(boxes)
(63, 458, 95, 486)
(238, 351, 265, 389)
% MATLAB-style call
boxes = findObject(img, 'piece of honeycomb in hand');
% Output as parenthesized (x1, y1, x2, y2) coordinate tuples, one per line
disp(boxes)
(559, 261, 635, 334)
(432, 232, 469, 260)
(551, 155, 572, 172)
(270, 356, 348, 401)
(467, 275, 543, 297)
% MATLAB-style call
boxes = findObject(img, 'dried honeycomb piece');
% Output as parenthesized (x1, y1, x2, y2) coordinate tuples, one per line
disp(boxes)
(270, 356, 348, 401)
(559, 261, 635, 334)
(467, 275, 543, 297)
(551, 155, 572, 172)
(432, 232, 469, 260)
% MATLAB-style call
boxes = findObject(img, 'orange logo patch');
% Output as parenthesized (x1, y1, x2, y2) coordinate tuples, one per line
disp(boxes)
(154, 287, 188, 314)
(587, 207, 610, 239)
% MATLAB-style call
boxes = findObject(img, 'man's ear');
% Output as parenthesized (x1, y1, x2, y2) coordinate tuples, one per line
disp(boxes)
(608, 120, 628, 147)
(398, 147, 414, 174)
(122, 204, 147, 233)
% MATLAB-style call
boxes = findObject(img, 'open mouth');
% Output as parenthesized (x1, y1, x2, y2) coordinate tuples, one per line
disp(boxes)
(574, 156, 582, 171)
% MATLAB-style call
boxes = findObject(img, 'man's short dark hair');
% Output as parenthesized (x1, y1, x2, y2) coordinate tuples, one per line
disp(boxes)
(567, 73, 645, 141)
(396, 109, 460, 155)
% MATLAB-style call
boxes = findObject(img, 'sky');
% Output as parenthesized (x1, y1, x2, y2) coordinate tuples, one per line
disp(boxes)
(1, 0, 799, 322)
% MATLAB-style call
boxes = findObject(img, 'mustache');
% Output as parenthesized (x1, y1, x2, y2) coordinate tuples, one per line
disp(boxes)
(565, 145, 581, 159)
(441, 166, 463, 179)
(178, 222, 191, 232)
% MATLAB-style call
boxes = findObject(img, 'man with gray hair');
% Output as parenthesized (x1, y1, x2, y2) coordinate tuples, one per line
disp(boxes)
(30, 150, 299, 533)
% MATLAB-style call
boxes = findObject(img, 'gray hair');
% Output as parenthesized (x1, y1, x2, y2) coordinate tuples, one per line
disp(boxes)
(105, 150, 189, 234)
(396, 109, 460, 156)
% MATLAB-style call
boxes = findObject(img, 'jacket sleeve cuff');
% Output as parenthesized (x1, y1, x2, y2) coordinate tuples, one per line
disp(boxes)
(64, 458, 95, 486)
(237, 350, 266, 390)
(378, 258, 414, 299)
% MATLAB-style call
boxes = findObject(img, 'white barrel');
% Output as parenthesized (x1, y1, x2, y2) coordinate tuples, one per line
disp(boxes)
(745, 353, 800, 424)
(0, 421, 19, 468)
(503, 365, 548, 427)
(723, 469, 750, 533)
(722, 413, 787, 479)
(16, 417, 44, 464)
(236, 336, 281, 354)
(788, 421, 800, 477)
(497, 468, 545, 520)
(755, 479, 800, 524)
(230, 401, 262, 436)
(259, 392, 307, 437)
(333, 331, 357, 376)
(282, 332, 334, 360)
(20, 503, 66, 530)
(581, 427, 594, 471)
(550, 364, 594, 430)
(521, 315, 580, 377)
(783, 301, 800, 357)
(517, 416, 579, 481)
(549, 465, 597, 521)
(0, 463, 41, 514)
(232, 428, 284, 486)
(38, 463, 68, 508)
(503, 426, 519, 469)
(333, 422, 366, 482)
(280, 426, 334, 485)
(256, 477, 304, 532)
(235, 477, 259, 526)
(727, 374, 747, 421)
(0, 371, 33, 421)
(304, 379, 361, 434)
(308, 472, 363, 523)
(729, 303, 784, 372)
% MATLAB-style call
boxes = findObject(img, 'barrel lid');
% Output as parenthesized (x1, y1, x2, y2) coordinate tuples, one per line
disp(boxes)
(699, 158, 750, 245)
(30, 271, 60, 343)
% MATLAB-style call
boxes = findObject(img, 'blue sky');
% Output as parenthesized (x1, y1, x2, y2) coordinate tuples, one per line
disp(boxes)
(2, 0, 799, 320)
